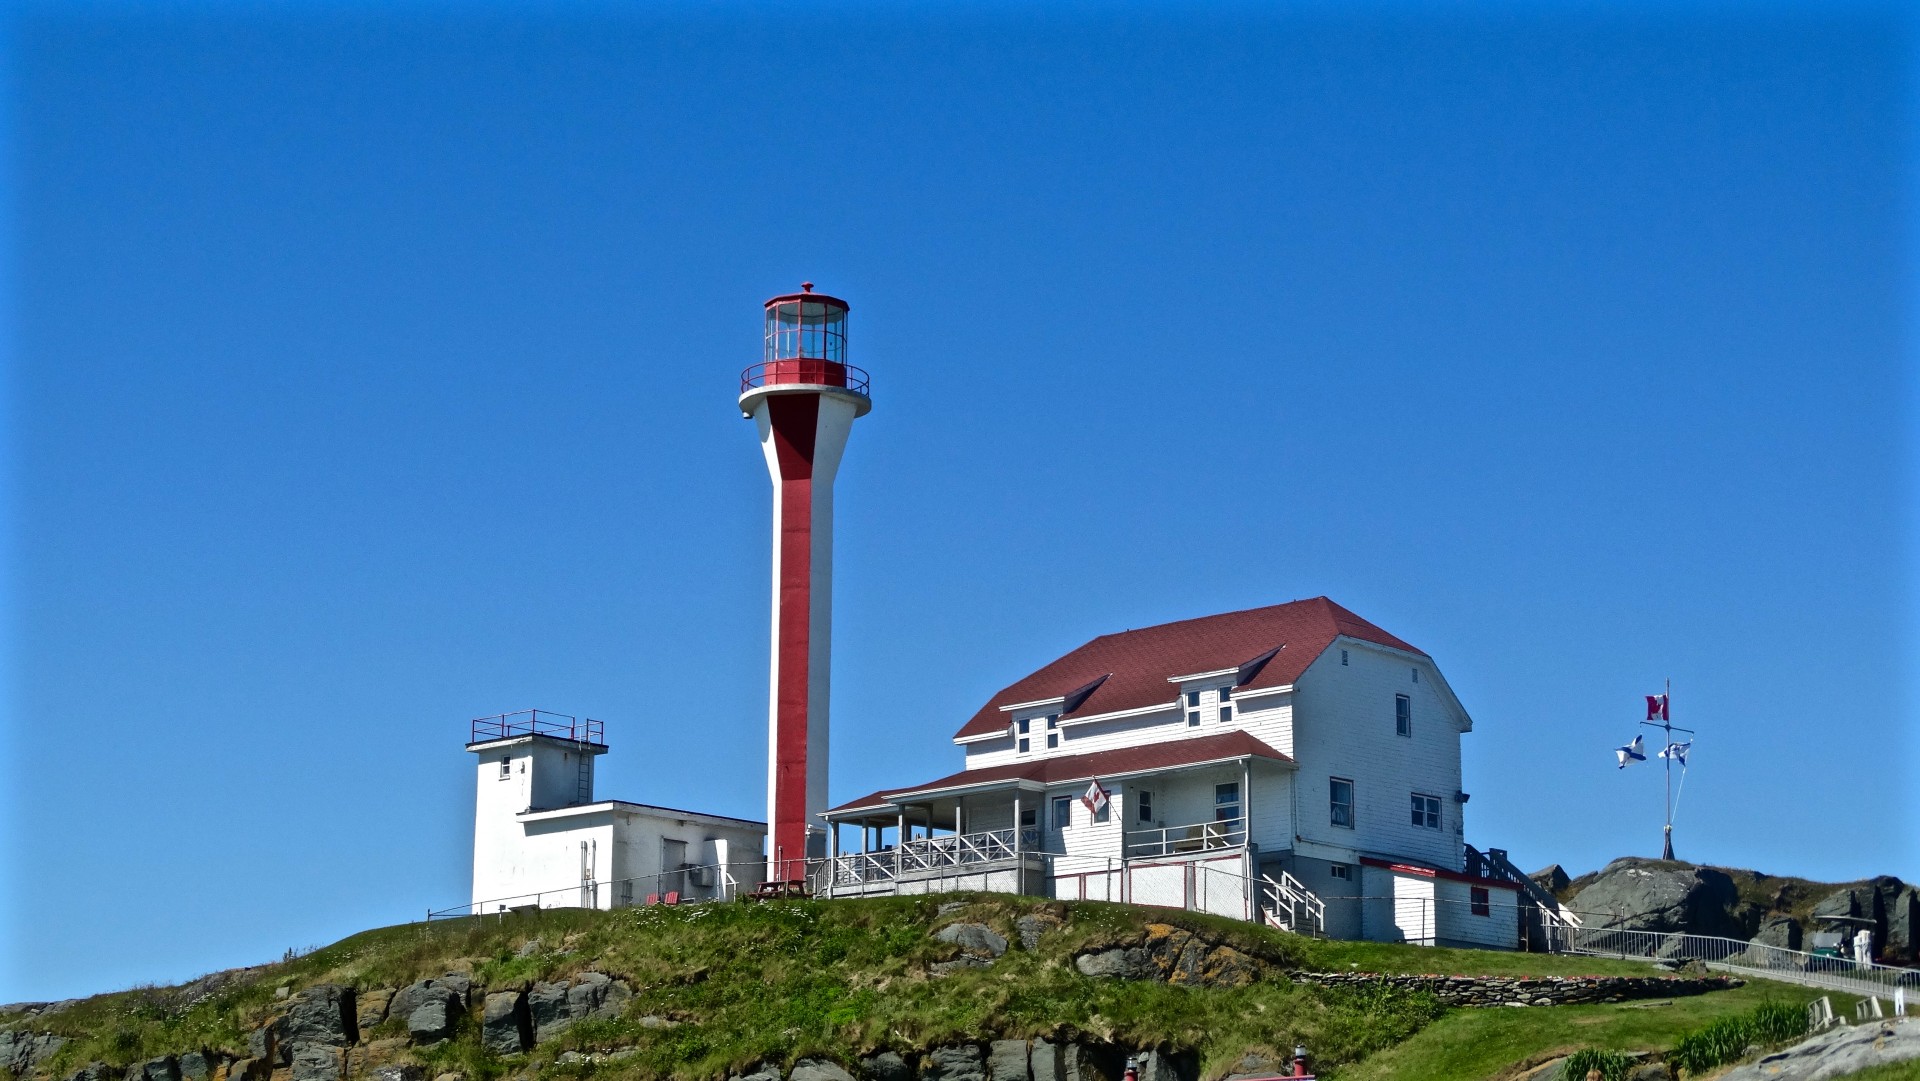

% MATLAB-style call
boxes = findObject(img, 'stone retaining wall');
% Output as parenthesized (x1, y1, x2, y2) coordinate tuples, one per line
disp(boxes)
(1289, 971, 1743, 1007)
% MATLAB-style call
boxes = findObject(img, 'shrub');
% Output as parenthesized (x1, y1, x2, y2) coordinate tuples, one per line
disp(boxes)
(1668, 999, 1810, 1076)
(1564, 1048, 1634, 1081)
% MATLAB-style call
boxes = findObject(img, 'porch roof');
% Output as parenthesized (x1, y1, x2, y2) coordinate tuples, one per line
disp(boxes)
(822, 730, 1293, 818)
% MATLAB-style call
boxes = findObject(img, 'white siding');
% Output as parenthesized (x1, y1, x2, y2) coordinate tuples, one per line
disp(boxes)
(1435, 878, 1521, 950)
(1291, 640, 1466, 870)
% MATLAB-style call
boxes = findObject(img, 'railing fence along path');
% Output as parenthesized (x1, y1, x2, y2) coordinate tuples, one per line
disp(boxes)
(1537, 913, 1919, 998)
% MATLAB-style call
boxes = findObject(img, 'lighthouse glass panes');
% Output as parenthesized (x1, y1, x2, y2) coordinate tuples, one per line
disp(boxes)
(765, 298, 846, 363)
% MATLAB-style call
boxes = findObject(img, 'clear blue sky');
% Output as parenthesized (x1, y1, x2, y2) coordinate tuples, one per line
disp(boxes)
(3, 1, 1913, 1003)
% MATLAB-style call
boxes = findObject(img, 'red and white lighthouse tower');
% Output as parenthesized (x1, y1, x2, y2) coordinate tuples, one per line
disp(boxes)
(740, 284, 871, 883)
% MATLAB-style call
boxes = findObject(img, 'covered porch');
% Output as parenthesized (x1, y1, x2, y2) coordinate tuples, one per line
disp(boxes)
(816, 730, 1297, 906)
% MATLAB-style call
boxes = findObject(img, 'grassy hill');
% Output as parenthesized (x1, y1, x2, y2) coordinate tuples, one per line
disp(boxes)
(4, 895, 1853, 1081)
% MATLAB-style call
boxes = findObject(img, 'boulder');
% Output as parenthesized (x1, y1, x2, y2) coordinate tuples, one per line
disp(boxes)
(793, 1060, 858, 1081)
(1753, 915, 1803, 951)
(283, 985, 358, 1048)
(935, 923, 1009, 959)
(176, 1051, 219, 1081)
(862, 1051, 913, 1081)
(1, 1031, 66, 1076)
(1063, 1044, 1124, 1081)
(528, 973, 631, 1043)
(404, 994, 459, 1044)
(288, 1045, 343, 1081)
(1015, 914, 1062, 951)
(1074, 948, 1155, 980)
(247, 1018, 283, 1066)
(1531, 865, 1572, 895)
(1029, 1041, 1062, 1081)
(389, 978, 466, 1031)
(1222, 1052, 1285, 1081)
(1883, 886, 1919, 962)
(141, 1057, 180, 1081)
(481, 991, 531, 1055)
(226, 1059, 269, 1081)
(987, 1041, 1029, 1081)
(729, 1069, 781, 1081)
(355, 989, 393, 1032)
(925, 1045, 986, 1081)
(1133, 1050, 1192, 1081)
(66, 1063, 115, 1081)
(373, 1068, 425, 1081)
(1716, 1018, 1920, 1081)
(1567, 859, 1746, 938)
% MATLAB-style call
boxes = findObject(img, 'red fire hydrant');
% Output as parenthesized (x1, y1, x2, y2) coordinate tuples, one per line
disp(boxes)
(1291, 1045, 1314, 1080)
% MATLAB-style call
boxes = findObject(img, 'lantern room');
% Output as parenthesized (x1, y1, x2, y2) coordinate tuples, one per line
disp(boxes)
(740, 283, 870, 398)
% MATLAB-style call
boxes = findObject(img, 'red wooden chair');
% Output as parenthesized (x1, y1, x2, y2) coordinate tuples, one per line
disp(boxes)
(644, 893, 659, 906)
(663, 891, 681, 906)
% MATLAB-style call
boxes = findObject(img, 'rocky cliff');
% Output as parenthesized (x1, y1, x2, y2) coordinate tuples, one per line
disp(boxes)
(1547, 858, 1918, 963)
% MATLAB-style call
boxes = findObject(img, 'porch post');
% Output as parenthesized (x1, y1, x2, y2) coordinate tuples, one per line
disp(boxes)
(1242, 760, 1252, 844)
(956, 800, 963, 837)
(897, 809, 906, 846)
(861, 819, 870, 855)
(1014, 793, 1023, 854)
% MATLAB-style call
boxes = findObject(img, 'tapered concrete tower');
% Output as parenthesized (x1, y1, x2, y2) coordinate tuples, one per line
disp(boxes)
(740, 284, 871, 882)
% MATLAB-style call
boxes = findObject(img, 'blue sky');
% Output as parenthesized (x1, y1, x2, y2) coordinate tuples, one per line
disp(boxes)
(3, 2, 1913, 1002)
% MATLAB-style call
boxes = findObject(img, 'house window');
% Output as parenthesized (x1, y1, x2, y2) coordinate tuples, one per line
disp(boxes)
(1136, 790, 1154, 823)
(1214, 782, 1241, 822)
(1187, 709, 1200, 727)
(1341, 649, 1349, 666)
(1045, 715, 1059, 749)
(1330, 864, 1351, 881)
(1047, 732, 1059, 749)
(1220, 684, 1233, 701)
(1412, 668, 1420, 683)
(1186, 690, 1200, 707)
(1471, 887, 1491, 917)
(498, 756, 511, 779)
(1017, 717, 1031, 754)
(1219, 704, 1233, 723)
(1411, 793, 1441, 829)
(1051, 795, 1072, 831)
(1395, 694, 1412, 738)
(1329, 778, 1354, 828)
(1019, 806, 1037, 830)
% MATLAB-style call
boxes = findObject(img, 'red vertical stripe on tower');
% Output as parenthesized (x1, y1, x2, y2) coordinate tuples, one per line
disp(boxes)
(766, 395, 819, 879)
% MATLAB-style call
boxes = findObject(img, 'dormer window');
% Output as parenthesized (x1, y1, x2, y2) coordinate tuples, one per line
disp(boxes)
(1185, 690, 1200, 707)
(1045, 714, 1059, 749)
(1220, 685, 1232, 701)
(1219, 704, 1233, 724)
(1016, 717, 1031, 754)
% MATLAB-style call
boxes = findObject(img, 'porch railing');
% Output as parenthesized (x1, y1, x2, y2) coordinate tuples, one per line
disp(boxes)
(1125, 815, 1247, 858)
(828, 826, 1043, 885)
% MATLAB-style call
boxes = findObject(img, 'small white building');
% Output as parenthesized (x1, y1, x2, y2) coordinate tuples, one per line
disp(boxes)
(819, 598, 1527, 948)
(466, 710, 766, 913)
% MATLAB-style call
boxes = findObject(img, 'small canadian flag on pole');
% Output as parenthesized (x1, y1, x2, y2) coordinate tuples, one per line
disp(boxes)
(1646, 694, 1669, 721)
(1081, 780, 1110, 817)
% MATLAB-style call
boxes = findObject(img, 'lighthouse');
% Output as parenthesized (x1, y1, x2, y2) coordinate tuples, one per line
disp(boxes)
(740, 284, 871, 883)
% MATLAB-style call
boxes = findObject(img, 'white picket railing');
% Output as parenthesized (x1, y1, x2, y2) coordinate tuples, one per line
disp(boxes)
(1541, 920, 1919, 998)
(1260, 870, 1326, 935)
(1125, 815, 1247, 859)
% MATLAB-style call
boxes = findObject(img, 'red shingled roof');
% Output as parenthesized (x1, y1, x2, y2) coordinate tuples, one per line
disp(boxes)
(823, 730, 1293, 816)
(952, 597, 1424, 741)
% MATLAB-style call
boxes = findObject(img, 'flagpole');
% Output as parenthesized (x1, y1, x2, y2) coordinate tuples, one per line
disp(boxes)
(1662, 678, 1674, 860)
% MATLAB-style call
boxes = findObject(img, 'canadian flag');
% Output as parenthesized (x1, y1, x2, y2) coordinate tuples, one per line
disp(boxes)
(1081, 780, 1110, 817)
(1646, 694, 1669, 721)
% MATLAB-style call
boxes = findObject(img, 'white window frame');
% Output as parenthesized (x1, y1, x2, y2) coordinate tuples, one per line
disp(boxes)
(1045, 714, 1059, 750)
(1330, 863, 1351, 880)
(498, 756, 511, 779)
(1329, 777, 1355, 829)
(1050, 794, 1072, 832)
(1395, 694, 1412, 738)
(1136, 789, 1154, 824)
(1411, 792, 1441, 830)
(1214, 782, 1241, 822)
(1016, 717, 1032, 755)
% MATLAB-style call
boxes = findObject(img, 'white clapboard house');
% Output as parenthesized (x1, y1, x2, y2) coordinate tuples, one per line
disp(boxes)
(464, 710, 767, 914)
(819, 598, 1527, 948)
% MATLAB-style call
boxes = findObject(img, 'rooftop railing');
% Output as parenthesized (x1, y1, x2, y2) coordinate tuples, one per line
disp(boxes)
(470, 708, 604, 745)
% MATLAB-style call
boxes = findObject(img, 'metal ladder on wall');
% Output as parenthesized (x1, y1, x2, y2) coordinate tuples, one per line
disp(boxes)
(574, 741, 593, 805)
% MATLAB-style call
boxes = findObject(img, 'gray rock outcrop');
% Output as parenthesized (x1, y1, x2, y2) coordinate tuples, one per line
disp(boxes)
(527, 972, 632, 1043)
(481, 990, 531, 1054)
(1716, 1018, 1920, 1081)
(729, 1069, 782, 1081)
(1752, 915, 1803, 951)
(1029, 1041, 1062, 1081)
(861, 1051, 912, 1081)
(935, 923, 1009, 959)
(139, 1057, 178, 1081)
(1015, 914, 1063, 951)
(793, 1060, 859, 1081)
(987, 1041, 1029, 1081)
(1567, 859, 1750, 938)
(282, 985, 358, 1048)
(372, 1067, 424, 1081)
(287, 1045, 343, 1081)
(925, 1045, 987, 1081)
(0, 1031, 66, 1076)
(1073, 924, 1260, 987)
(1531, 865, 1572, 895)
(176, 1052, 219, 1081)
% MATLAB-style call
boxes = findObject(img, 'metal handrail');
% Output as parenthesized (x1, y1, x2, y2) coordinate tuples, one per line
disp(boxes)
(470, 708, 604, 745)
(740, 361, 871, 395)
(1126, 815, 1248, 858)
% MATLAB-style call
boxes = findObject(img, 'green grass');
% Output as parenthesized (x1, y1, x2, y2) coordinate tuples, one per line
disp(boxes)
(1332, 981, 1859, 1081)
(5, 894, 1796, 1081)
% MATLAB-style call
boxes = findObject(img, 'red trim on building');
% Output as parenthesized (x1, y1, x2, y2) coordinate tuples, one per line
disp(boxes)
(1359, 857, 1522, 890)
(767, 395, 820, 877)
